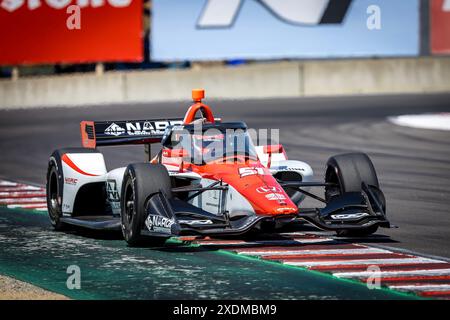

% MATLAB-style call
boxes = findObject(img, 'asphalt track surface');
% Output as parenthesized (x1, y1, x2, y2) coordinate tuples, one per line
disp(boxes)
(1, 93, 450, 255)
(0, 93, 449, 299)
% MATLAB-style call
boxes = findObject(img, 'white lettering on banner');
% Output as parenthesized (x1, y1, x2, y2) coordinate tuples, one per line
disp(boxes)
(108, 0, 130, 8)
(444, 0, 450, 12)
(46, 0, 70, 9)
(198, 0, 331, 28)
(28, 0, 40, 9)
(77, 0, 104, 8)
(0, 0, 132, 12)
(1, 0, 24, 12)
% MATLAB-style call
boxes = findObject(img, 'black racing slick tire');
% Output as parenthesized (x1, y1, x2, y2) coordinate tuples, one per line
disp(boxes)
(120, 163, 172, 247)
(325, 153, 384, 237)
(46, 160, 65, 230)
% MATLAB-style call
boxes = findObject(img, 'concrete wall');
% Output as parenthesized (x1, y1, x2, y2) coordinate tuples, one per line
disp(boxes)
(1, 57, 449, 109)
(303, 57, 450, 95)
(125, 62, 302, 103)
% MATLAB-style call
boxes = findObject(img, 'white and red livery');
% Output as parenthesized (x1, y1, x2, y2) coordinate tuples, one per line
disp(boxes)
(46, 89, 391, 246)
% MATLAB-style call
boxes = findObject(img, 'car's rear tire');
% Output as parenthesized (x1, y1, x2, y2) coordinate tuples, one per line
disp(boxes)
(46, 160, 66, 230)
(121, 163, 172, 247)
(325, 153, 384, 237)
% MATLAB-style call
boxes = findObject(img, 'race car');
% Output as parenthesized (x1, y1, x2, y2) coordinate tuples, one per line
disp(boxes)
(46, 89, 391, 246)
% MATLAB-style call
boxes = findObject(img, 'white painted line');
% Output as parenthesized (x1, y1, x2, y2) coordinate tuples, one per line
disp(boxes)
(277, 232, 307, 236)
(389, 113, 450, 131)
(284, 257, 444, 267)
(389, 284, 450, 292)
(0, 186, 43, 191)
(197, 240, 295, 246)
(0, 181, 18, 186)
(197, 241, 258, 246)
(238, 248, 390, 256)
(198, 238, 334, 246)
(334, 268, 450, 278)
(0, 191, 46, 196)
(280, 234, 326, 239)
(7, 203, 47, 209)
(292, 238, 334, 244)
(1, 197, 46, 204)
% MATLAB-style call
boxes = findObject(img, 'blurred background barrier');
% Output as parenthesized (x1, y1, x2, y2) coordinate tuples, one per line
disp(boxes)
(0, 0, 449, 108)
(431, 0, 450, 54)
(1, 57, 449, 109)
(152, 0, 420, 60)
(0, 1, 143, 65)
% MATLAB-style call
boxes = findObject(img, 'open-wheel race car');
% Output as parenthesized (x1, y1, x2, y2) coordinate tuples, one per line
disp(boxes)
(46, 89, 391, 246)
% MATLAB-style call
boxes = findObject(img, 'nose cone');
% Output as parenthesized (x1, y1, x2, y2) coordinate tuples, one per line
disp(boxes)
(243, 183, 299, 215)
(266, 204, 299, 215)
(217, 165, 298, 216)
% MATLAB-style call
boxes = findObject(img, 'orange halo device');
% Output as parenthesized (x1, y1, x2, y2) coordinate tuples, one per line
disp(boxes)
(192, 89, 205, 102)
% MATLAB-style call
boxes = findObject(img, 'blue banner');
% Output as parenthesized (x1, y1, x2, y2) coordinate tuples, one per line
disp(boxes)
(151, 0, 419, 61)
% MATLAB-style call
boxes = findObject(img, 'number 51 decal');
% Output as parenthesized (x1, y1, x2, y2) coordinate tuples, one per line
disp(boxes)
(239, 167, 265, 177)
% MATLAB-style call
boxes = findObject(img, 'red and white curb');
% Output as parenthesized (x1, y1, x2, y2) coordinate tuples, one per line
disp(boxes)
(183, 236, 450, 299)
(2, 179, 450, 299)
(0, 180, 47, 211)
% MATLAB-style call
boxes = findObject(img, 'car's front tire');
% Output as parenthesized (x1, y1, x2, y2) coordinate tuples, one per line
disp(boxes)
(120, 163, 172, 247)
(325, 152, 385, 237)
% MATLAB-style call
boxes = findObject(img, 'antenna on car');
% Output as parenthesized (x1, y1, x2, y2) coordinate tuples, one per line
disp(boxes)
(183, 89, 215, 124)
(192, 89, 205, 103)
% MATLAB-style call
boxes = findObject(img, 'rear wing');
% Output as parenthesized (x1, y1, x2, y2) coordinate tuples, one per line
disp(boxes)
(80, 119, 184, 148)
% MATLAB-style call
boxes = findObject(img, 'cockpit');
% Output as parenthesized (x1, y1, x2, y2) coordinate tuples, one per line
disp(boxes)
(162, 122, 259, 164)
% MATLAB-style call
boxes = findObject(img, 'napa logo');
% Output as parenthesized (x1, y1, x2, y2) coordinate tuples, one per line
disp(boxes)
(104, 123, 125, 137)
(145, 214, 175, 234)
